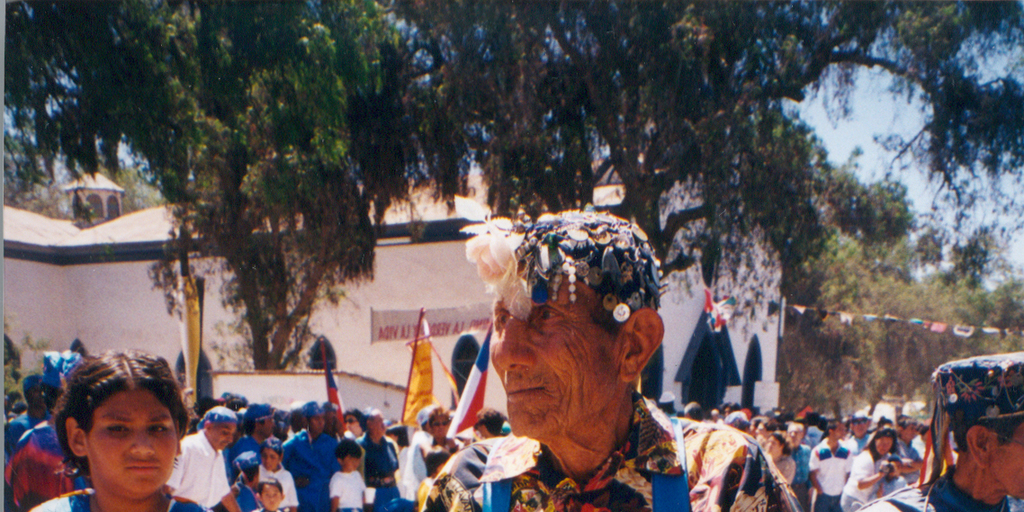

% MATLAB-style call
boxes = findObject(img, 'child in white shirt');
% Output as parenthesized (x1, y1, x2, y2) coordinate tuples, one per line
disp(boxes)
(330, 438, 367, 512)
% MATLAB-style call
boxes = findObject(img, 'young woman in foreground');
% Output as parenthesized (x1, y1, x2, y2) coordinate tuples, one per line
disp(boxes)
(33, 350, 202, 512)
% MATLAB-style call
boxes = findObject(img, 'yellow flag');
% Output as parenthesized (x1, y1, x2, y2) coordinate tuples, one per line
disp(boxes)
(182, 276, 202, 400)
(402, 313, 438, 425)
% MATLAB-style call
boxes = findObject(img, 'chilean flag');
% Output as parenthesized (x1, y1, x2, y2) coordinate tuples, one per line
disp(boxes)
(323, 343, 346, 423)
(447, 325, 491, 438)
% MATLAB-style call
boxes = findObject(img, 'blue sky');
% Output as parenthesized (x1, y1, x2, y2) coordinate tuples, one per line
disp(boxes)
(793, 67, 1024, 275)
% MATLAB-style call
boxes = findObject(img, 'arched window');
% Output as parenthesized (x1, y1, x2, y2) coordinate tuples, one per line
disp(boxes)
(86, 194, 104, 217)
(308, 336, 337, 370)
(175, 350, 213, 400)
(69, 338, 88, 357)
(451, 335, 479, 396)
(741, 336, 763, 411)
(106, 196, 120, 219)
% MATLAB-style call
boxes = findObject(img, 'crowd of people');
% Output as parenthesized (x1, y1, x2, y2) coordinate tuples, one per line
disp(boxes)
(4, 348, 512, 512)
(5, 209, 1023, 512)
(658, 401, 928, 512)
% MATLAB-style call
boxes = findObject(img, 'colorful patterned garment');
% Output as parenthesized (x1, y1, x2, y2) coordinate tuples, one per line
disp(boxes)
(424, 394, 799, 512)
(5, 423, 76, 511)
(32, 490, 210, 512)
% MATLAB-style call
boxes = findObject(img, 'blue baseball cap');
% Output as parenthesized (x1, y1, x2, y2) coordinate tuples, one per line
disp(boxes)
(301, 401, 324, 418)
(234, 451, 260, 471)
(244, 403, 274, 423)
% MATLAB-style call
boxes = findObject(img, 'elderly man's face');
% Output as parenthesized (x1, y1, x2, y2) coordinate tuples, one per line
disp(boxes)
(367, 413, 386, 438)
(992, 422, 1024, 499)
(491, 279, 626, 445)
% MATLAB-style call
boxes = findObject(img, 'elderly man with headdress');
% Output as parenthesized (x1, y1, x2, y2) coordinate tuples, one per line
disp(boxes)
(859, 352, 1024, 512)
(424, 208, 799, 512)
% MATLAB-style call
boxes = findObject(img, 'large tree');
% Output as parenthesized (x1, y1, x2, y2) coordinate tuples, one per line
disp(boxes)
(5, 0, 414, 369)
(394, 1, 1024, 281)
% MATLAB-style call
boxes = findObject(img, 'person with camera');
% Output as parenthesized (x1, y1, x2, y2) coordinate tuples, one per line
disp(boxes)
(840, 428, 903, 512)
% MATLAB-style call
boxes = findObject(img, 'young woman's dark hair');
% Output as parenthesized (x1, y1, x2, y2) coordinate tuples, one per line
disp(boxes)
(54, 350, 191, 475)
(865, 427, 898, 462)
(769, 431, 791, 457)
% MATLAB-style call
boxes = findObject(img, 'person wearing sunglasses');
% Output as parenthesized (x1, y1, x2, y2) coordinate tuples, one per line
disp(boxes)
(860, 352, 1024, 512)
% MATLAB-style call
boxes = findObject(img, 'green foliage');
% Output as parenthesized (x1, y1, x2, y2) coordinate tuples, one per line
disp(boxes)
(6, 1, 410, 369)
(394, 1, 1024, 284)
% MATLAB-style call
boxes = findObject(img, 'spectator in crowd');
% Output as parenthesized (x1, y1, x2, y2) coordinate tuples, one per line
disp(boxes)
(289, 403, 308, 440)
(400, 406, 437, 501)
(343, 409, 366, 440)
(894, 415, 923, 486)
(683, 401, 704, 421)
(764, 431, 796, 484)
(330, 438, 367, 512)
(323, 403, 343, 440)
(416, 448, 451, 509)
(37, 350, 202, 512)
(845, 412, 872, 455)
(750, 416, 768, 439)
(810, 419, 855, 512)
(840, 427, 902, 512)
(283, 401, 339, 512)
(6, 351, 82, 512)
(5, 375, 49, 459)
(274, 409, 292, 442)
(424, 406, 462, 454)
(424, 210, 798, 512)
(258, 479, 287, 512)
(228, 403, 276, 481)
(233, 451, 263, 512)
(357, 409, 400, 512)
(787, 421, 813, 512)
(473, 408, 507, 440)
(260, 437, 299, 512)
(860, 352, 1024, 512)
(168, 406, 242, 512)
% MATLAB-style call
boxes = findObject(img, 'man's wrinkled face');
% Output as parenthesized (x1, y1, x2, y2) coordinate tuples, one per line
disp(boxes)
(992, 422, 1024, 499)
(204, 421, 237, 452)
(491, 279, 622, 445)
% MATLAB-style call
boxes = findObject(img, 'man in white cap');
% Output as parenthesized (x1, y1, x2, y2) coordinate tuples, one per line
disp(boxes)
(167, 406, 241, 512)
(424, 210, 798, 512)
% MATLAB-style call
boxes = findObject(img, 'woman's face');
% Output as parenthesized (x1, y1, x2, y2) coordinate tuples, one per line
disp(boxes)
(67, 389, 180, 502)
(763, 435, 783, 459)
(875, 435, 894, 455)
(345, 415, 363, 437)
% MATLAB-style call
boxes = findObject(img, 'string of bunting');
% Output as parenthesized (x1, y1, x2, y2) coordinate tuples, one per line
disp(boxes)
(775, 302, 1024, 338)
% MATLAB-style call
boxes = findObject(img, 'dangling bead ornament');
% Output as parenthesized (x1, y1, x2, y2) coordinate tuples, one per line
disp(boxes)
(613, 303, 631, 323)
(564, 260, 578, 303)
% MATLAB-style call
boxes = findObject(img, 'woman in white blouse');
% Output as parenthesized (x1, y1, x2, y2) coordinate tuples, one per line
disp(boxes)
(839, 427, 905, 512)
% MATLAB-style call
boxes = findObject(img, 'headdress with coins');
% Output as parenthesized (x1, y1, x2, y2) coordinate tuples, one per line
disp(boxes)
(920, 352, 1024, 485)
(459, 198, 662, 323)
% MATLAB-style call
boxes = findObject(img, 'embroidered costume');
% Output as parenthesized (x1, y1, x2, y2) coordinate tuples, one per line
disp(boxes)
(424, 394, 798, 512)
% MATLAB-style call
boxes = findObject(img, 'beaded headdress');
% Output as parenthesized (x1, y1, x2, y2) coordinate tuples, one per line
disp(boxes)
(460, 198, 663, 323)
(921, 352, 1024, 485)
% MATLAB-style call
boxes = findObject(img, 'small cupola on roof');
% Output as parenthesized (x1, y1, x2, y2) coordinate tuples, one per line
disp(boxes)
(61, 174, 125, 226)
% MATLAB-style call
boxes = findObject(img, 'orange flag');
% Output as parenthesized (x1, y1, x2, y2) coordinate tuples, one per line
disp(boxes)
(402, 309, 438, 426)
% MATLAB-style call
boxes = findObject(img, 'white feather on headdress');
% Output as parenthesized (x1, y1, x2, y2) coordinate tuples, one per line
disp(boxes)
(458, 197, 530, 318)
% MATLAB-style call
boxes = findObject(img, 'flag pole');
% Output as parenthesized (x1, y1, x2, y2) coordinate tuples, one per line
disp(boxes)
(401, 307, 427, 424)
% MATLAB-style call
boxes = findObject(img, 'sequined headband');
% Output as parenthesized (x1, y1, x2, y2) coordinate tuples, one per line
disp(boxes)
(460, 199, 663, 323)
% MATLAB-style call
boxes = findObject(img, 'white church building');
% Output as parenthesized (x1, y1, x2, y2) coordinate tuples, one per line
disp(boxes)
(4, 176, 783, 419)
